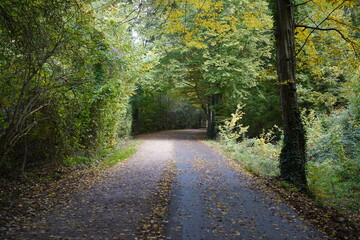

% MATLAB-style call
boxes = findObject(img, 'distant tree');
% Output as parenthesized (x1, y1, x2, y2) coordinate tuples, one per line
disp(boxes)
(147, 0, 273, 138)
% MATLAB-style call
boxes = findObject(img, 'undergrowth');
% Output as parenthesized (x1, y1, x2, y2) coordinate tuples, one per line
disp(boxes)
(305, 110, 360, 216)
(97, 144, 137, 169)
(217, 105, 360, 222)
(0, 139, 140, 210)
(218, 105, 280, 177)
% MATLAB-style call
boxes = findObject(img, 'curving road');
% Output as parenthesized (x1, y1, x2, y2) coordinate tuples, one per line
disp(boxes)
(2, 129, 324, 240)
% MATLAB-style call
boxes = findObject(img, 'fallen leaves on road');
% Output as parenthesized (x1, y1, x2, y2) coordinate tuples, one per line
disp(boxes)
(263, 178, 360, 240)
(137, 162, 176, 239)
(0, 164, 102, 237)
(202, 138, 360, 240)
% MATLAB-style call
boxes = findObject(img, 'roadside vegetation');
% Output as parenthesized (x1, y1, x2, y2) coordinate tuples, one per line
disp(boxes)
(215, 95, 360, 226)
(0, 139, 140, 229)
(0, 0, 359, 232)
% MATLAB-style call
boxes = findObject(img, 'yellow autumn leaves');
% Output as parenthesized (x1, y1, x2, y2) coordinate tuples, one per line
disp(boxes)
(156, 0, 358, 82)
(295, 0, 359, 80)
(158, 0, 275, 49)
(157, 0, 239, 48)
(242, 1, 272, 30)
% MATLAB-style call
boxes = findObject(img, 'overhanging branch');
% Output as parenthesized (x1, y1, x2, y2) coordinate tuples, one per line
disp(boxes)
(295, 0, 346, 56)
(291, 0, 313, 7)
(296, 25, 351, 43)
(296, 24, 359, 59)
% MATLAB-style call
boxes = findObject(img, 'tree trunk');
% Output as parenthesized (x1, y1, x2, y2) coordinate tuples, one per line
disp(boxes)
(207, 108, 216, 139)
(207, 93, 221, 139)
(275, 0, 308, 192)
(132, 107, 139, 133)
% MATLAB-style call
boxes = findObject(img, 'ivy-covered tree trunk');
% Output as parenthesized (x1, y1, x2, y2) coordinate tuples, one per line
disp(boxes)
(275, 0, 308, 192)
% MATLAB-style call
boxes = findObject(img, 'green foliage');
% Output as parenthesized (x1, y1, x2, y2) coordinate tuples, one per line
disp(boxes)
(64, 156, 92, 168)
(141, 0, 275, 137)
(241, 79, 282, 137)
(131, 87, 204, 133)
(218, 107, 281, 177)
(305, 109, 360, 213)
(0, 0, 145, 171)
(64, 140, 139, 170)
(230, 137, 280, 177)
(99, 147, 137, 169)
(219, 105, 249, 143)
(219, 103, 360, 213)
(0, 0, 94, 167)
(345, 77, 360, 126)
(294, 1, 359, 114)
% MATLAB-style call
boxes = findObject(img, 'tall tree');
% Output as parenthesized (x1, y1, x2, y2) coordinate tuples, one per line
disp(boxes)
(273, 0, 359, 191)
(274, 0, 308, 191)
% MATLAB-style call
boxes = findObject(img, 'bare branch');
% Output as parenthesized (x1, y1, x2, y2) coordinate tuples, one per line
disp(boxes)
(328, 17, 360, 33)
(296, 25, 352, 43)
(295, 0, 346, 56)
(291, 0, 313, 7)
(296, 24, 359, 59)
(118, 3, 143, 24)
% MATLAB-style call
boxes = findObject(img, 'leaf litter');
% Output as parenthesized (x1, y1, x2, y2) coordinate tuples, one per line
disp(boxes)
(1, 129, 358, 240)
(1, 133, 175, 239)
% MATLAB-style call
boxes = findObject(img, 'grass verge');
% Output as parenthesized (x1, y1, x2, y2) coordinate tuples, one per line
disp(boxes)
(63, 139, 141, 170)
(97, 141, 139, 169)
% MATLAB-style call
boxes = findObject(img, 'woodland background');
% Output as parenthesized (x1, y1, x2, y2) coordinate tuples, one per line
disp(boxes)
(0, 0, 359, 224)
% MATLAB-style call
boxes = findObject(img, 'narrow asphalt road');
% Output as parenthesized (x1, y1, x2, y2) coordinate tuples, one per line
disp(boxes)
(165, 130, 322, 239)
(2, 129, 324, 240)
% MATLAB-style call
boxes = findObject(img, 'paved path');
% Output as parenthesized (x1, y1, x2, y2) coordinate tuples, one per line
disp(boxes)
(165, 130, 322, 239)
(2, 130, 324, 240)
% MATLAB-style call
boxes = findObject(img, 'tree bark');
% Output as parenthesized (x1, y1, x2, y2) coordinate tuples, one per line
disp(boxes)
(207, 96, 215, 139)
(275, 0, 308, 192)
(207, 93, 221, 139)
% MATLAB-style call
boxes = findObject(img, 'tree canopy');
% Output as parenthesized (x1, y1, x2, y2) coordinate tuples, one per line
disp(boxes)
(0, 0, 359, 205)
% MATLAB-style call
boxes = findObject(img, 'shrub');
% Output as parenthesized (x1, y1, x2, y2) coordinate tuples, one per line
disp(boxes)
(305, 109, 360, 213)
(219, 105, 360, 214)
(219, 105, 280, 177)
